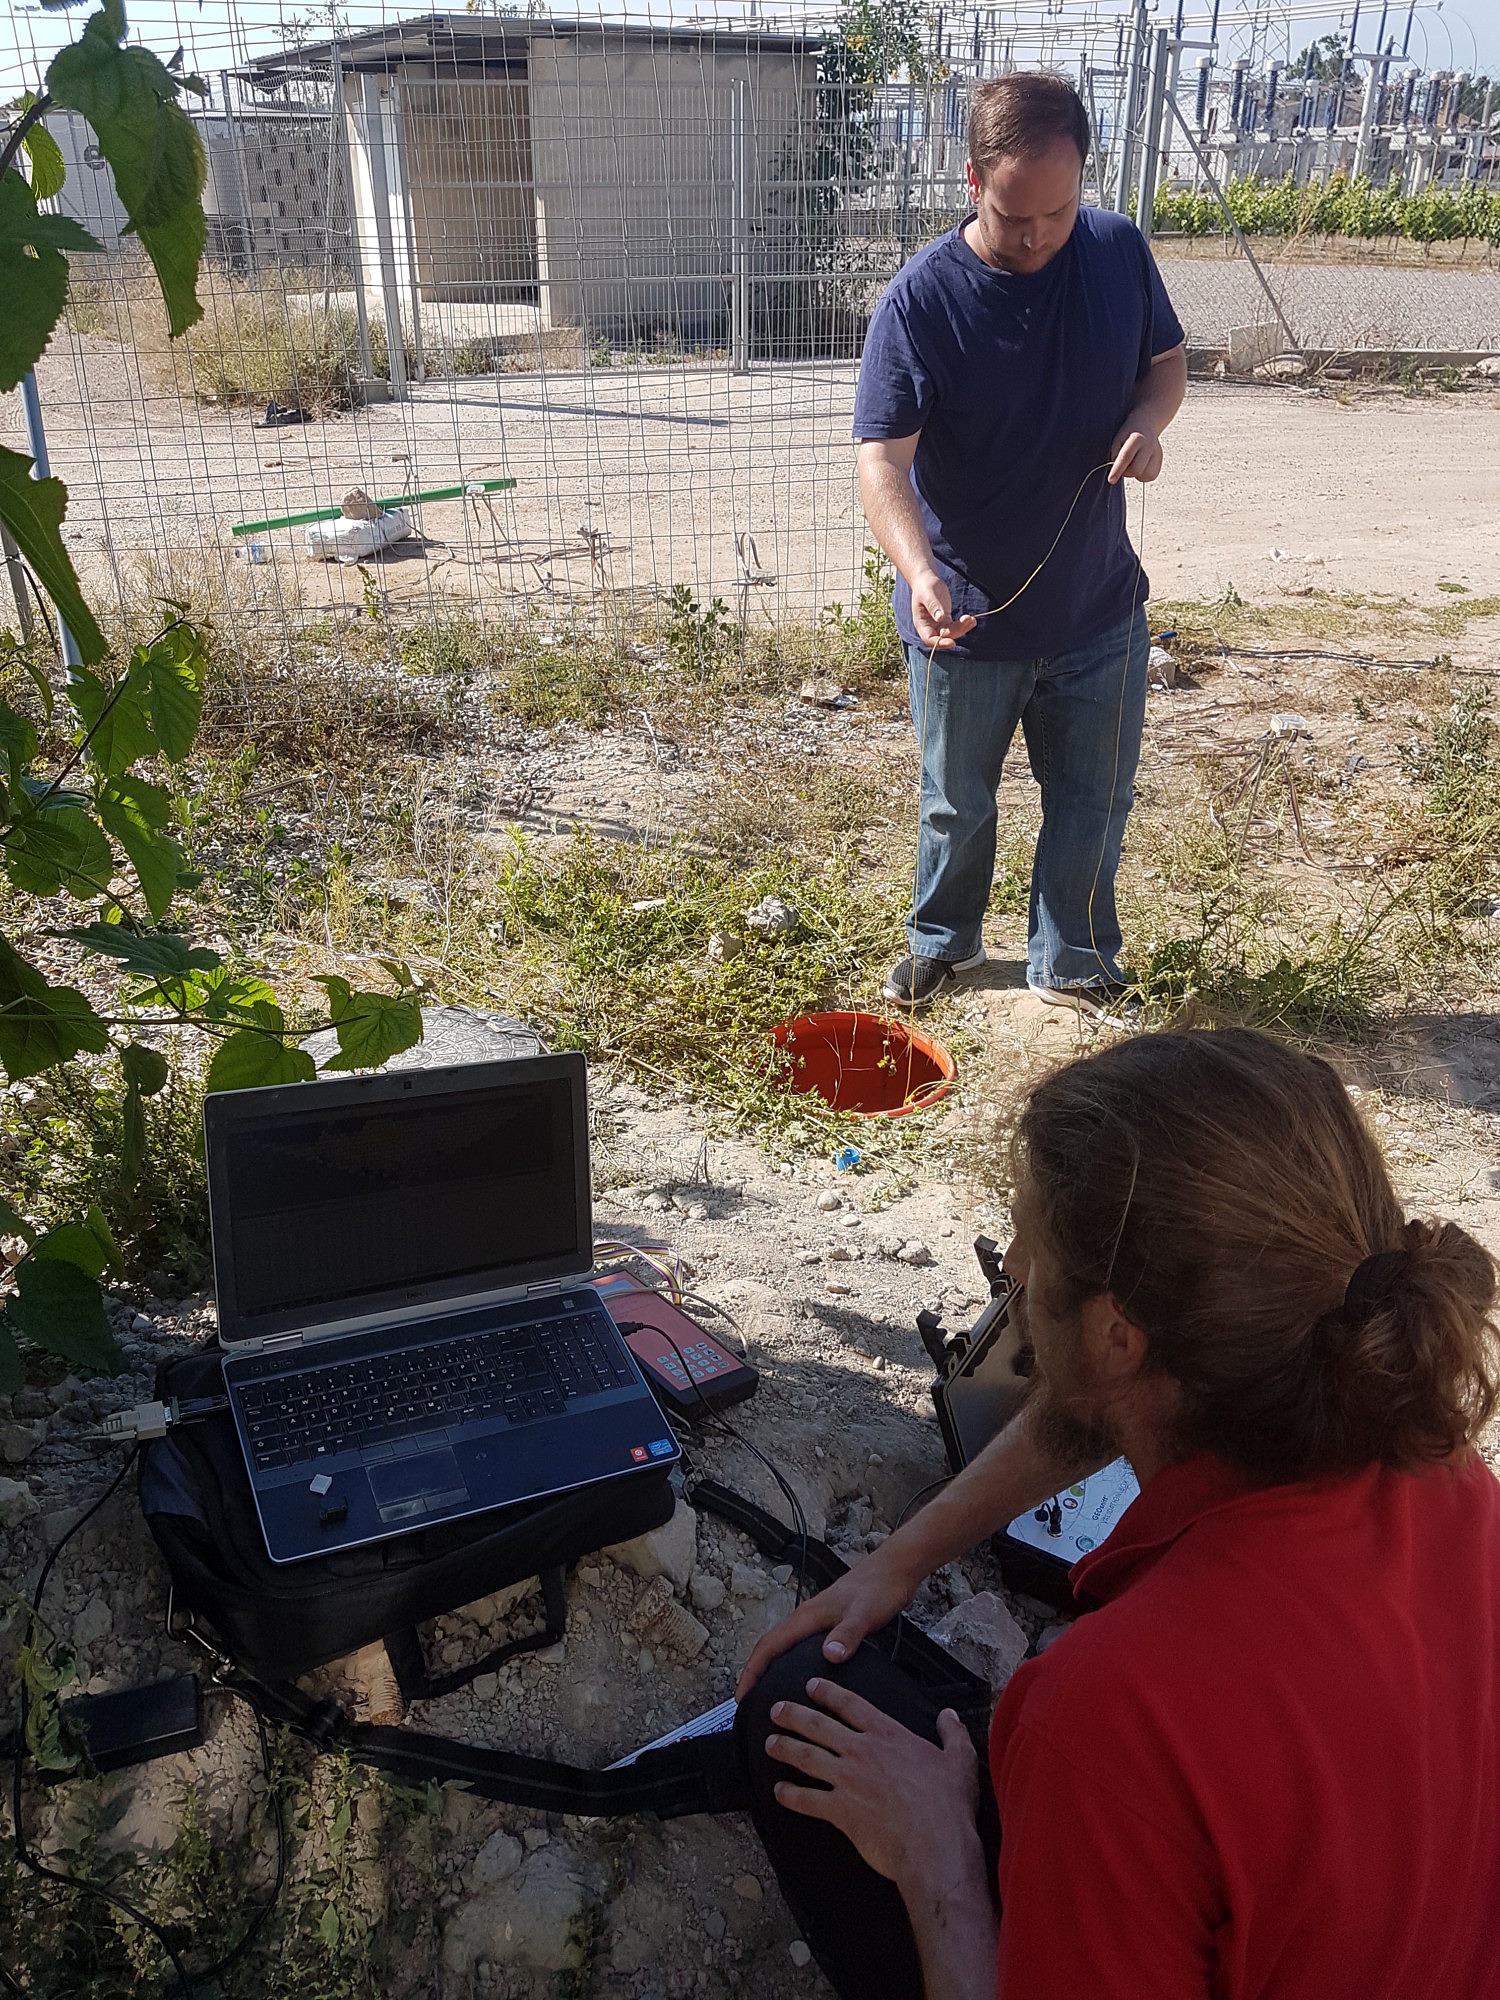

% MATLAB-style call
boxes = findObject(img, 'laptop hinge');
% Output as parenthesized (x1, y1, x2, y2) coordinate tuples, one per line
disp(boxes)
(262, 1330, 306, 1353)
(526, 1282, 561, 1299)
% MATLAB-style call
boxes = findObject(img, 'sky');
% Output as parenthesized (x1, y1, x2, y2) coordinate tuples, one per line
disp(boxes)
(4, 0, 1498, 99)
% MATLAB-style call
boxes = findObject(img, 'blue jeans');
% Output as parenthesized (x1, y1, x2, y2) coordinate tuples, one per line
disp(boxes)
(905, 607, 1148, 989)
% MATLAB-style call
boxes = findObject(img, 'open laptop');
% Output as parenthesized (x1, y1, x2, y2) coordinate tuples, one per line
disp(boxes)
(203, 1053, 679, 1564)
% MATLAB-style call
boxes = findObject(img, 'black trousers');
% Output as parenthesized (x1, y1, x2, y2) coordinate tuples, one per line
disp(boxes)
(734, 1636, 1002, 2000)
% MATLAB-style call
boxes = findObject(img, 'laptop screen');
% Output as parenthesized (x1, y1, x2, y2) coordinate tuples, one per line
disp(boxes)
(205, 1055, 592, 1343)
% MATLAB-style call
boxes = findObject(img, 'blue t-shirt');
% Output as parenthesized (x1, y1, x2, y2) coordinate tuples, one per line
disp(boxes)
(852, 206, 1185, 660)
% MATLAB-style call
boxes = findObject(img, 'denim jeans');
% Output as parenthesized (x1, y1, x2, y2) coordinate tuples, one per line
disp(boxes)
(904, 606, 1148, 990)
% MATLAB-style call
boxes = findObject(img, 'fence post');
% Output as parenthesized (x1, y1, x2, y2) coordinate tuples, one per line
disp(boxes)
(1113, 0, 1148, 213)
(360, 75, 408, 400)
(219, 70, 257, 275)
(20, 371, 80, 676)
(731, 78, 749, 376)
(1137, 27, 1171, 242)
(1, 525, 35, 646)
(330, 47, 372, 382)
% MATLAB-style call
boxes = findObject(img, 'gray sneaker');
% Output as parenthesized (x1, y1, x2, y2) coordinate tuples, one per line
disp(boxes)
(1031, 979, 1141, 1025)
(882, 948, 987, 1008)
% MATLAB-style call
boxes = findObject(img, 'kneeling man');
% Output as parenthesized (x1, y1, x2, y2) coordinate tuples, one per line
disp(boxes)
(737, 1028, 1500, 1999)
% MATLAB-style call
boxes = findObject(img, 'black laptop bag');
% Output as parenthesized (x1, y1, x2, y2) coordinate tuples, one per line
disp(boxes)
(138, 1340, 674, 1691)
(136, 1340, 992, 1821)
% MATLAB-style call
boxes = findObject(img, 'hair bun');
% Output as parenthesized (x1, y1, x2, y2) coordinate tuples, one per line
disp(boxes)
(1343, 1250, 1411, 1324)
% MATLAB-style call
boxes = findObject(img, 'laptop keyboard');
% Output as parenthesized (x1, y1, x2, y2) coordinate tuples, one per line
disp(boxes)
(236, 1312, 637, 1472)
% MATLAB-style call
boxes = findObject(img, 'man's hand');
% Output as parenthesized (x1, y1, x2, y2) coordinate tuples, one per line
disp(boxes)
(911, 567, 978, 649)
(1108, 420, 1164, 484)
(765, 1676, 984, 1889)
(736, 1539, 920, 1700)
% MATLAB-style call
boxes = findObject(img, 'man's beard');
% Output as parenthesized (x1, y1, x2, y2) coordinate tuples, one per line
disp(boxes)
(1020, 1291, 1122, 1468)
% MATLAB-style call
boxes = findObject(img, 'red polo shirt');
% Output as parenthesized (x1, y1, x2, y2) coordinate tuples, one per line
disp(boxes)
(989, 1450, 1500, 1999)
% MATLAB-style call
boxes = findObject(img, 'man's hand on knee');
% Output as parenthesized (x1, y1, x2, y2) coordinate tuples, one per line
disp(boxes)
(765, 1675, 983, 1892)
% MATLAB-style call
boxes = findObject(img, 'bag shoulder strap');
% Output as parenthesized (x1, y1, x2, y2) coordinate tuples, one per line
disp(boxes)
(200, 1479, 987, 1822)
(383, 1566, 566, 1704)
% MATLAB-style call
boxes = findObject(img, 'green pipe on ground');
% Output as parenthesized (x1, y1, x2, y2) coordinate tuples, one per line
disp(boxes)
(231, 477, 518, 537)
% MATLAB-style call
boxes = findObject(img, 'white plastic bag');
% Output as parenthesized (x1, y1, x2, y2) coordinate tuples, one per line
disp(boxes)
(303, 507, 411, 564)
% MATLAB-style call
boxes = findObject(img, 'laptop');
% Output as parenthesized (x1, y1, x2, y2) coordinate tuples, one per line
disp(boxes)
(203, 1052, 679, 1565)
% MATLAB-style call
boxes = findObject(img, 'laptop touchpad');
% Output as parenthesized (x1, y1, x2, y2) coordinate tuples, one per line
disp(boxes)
(368, 1447, 471, 1524)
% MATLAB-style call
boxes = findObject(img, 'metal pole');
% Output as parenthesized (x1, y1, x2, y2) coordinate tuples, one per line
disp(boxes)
(331, 49, 372, 381)
(19, 371, 80, 674)
(1137, 27, 1171, 241)
(1, 524, 36, 646)
(390, 82, 424, 383)
(361, 73, 408, 399)
(1164, 95, 1300, 355)
(1352, 60, 1381, 178)
(730, 78, 749, 375)
(1114, 0, 1148, 213)
(219, 70, 257, 276)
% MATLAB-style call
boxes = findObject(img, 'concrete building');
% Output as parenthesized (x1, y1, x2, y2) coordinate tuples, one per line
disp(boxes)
(246, 14, 821, 344)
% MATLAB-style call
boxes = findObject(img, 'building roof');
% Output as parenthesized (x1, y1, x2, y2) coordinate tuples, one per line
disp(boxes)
(247, 11, 822, 81)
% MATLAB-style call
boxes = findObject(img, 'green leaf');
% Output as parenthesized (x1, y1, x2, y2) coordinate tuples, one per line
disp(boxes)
(0, 1195, 38, 1248)
(0, 934, 109, 1081)
(317, 1902, 340, 1951)
(95, 775, 181, 919)
(137, 623, 206, 761)
(33, 1219, 111, 1279)
(0, 1320, 22, 1398)
(65, 923, 218, 982)
(3, 796, 114, 900)
(68, 662, 157, 776)
(23, 122, 68, 204)
(0, 445, 107, 665)
(312, 976, 423, 1072)
(0, 167, 100, 396)
(205, 1025, 316, 1093)
(120, 1041, 168, 1095)
(46, 5, 206, 335)
(7, 1256, 119, 1374)
(0, 700, 41, 788)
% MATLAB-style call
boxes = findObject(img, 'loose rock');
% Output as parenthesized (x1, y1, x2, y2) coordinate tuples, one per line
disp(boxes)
(689, 1572, 727, 1612)
(606, 1500, 698, 1592)
(472, 1831, 523, 1886)
(730, 1561, 772, 1601)
(790, 1940, 813, 1967)
(930, 1592, 1029, 1692)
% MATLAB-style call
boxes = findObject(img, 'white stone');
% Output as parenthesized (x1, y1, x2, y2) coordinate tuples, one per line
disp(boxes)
(471, 1830, 523, 1886)
(896, 1240, 934, 1266)
(730, 1561, 772, 1601)
(0, 1422, 42, 1465)
(815, 1190, 841, 1212)
(0, 1477, 38, 1523)
(790, 1940, 813, 1968)
(472, 1674, 499, 1701)
(930, 1592, 1029, 1692)
(732, 1874, 763, 1901)
(605, 1500, 698, 1592)
(72, 1594, 113, 1651)
(1476, 355, 1500, 380)
(770, 1563, 794, 1586)
(441, 1848, 596, 1975)
(689, 1573, 727, 1612)
(523, 1826, 551, 1850)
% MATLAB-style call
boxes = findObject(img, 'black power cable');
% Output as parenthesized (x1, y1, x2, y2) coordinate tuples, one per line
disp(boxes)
(6, 1447, 288, 1997)
(615, 1319, 811, 1608)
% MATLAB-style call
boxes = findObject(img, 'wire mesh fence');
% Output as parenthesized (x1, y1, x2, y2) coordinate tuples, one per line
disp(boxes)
(3, 2, 1498, 685)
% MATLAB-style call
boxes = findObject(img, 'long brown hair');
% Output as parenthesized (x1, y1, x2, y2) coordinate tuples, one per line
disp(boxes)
(1013, 1029, 1500, 1483)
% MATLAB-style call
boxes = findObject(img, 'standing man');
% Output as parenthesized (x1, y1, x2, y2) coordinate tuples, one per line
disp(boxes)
(855, 72, 1187, 1011)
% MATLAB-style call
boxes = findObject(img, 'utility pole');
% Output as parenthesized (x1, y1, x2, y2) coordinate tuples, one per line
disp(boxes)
(1137, 27, 1172, 242)
(1113, 0, 1148, 213)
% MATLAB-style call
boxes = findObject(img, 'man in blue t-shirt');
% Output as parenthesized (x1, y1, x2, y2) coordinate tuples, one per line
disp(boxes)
(853, 72, 1186, 1011)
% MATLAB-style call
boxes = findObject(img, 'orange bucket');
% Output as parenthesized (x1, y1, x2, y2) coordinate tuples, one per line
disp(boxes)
(769, 1010, 957, 1117)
